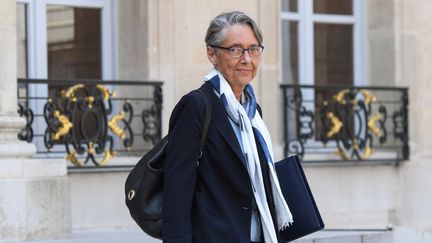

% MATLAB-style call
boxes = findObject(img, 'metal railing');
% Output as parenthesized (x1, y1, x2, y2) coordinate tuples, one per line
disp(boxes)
(17, 78, 163, 169)
(281, 84, 409, 164)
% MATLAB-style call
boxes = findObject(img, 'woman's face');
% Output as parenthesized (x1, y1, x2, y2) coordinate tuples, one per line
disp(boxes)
(207, 24, 260, 90)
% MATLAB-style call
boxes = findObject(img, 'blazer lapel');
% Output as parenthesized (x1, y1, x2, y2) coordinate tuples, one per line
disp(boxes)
(201, 83, 247, 168)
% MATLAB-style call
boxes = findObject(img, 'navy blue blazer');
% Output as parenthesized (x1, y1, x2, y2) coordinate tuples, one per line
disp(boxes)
(162, 82, 279, 243)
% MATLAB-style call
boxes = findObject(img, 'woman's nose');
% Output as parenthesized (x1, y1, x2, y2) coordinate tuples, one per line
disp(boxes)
(240, 51, 252, 63)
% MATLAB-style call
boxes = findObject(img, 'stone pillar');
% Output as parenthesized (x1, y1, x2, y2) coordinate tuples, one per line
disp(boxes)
(0, 0, 71, 241)
(257, 0, 285, 160)
(395, 0, 432, 232)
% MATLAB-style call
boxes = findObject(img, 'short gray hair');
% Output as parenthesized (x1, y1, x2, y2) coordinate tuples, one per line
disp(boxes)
(205, 11, 263, 46)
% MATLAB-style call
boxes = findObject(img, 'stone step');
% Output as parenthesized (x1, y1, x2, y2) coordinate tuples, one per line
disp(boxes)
(26, 228, 393, 243)
(26, 228, 154, 243)
(295, 230, 392, 243)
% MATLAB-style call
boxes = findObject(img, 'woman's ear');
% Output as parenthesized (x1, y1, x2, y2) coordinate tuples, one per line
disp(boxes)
(207, 46, 217, 66)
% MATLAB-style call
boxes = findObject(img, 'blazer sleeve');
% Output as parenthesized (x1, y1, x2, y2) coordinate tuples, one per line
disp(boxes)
(162, 90, 206, 243)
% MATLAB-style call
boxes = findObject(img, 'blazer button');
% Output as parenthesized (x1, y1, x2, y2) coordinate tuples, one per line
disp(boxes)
(241, 206, 249, 210)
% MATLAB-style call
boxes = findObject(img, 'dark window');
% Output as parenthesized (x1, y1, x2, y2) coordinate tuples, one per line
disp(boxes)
(282, 0, 298, 12)
(314, 0, 353, 15)
(282, 21, 299, 84)
(47, 5, 102, 80)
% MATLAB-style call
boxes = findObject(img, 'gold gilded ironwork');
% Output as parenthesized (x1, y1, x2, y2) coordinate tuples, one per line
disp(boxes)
(335, 141, 374, 160)
(64, 146, 118, 166)
(333, 89, 377, 106)
(360, 145, 373, 160)
(360, 90, 376, 105)
(65, 150, 82, 167)
(368, 113, 382, 137)
(86, 96, 95, 108)
(353, 139, 373, 160)
(334, 138, 373, 161)
(96, 84, 116, 101)
(55, 83, 121, 166)
(63, 84, 85, 102)
(333, 89, 349, 104)
(330, 89, 381, 160)
(52, 110, 73, 140)
(352, 139, 360, 150)
(88, 142, 96, 155)
(109, 111, 126, 139)
(62, 84, 115, 104)
(99, 149, 118, 166)
(326, 112, 343, 138)
(335, 148, 350, 160)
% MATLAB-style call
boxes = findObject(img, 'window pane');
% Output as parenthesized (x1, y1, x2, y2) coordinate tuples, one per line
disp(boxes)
(314, 24, 353, 141)
(282, 0, 298, 12)
(314, 23, 353, 85)
(17, 3, 28, 78)
(17, 3, 28, 101)
(314, 0, 353, 15)
(282, 21, 299, 84)
(47, 5, 101, 79)
(46, 5, 102, 144)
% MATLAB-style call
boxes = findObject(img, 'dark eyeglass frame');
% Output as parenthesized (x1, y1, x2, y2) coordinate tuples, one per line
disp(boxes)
(209, 45, 264, 58)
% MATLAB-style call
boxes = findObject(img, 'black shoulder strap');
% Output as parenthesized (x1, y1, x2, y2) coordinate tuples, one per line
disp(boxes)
(197, 89, 211, 156)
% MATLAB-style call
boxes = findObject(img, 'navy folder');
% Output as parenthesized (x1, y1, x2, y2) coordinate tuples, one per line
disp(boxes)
(275, 155, 324, 241)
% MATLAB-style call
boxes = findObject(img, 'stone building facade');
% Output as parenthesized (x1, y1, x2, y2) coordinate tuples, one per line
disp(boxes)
(1, 0, 431, 241)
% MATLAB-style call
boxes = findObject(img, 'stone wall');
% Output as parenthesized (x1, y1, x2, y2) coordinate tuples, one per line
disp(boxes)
(2, 0, 432, 238)
(394, 0, 432, 231)
(0, 1, 71, 241)
(127, 0, 285, 158)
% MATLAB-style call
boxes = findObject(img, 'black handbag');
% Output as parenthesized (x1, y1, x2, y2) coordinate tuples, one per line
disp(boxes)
(124, 89, 212, 239)
(275, 155, 325, 241)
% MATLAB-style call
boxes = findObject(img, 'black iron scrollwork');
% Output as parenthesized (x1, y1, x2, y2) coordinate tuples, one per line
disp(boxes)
(298, 106, 315, 142)
(43, 100, 62, 150)
(154, 85, 163, 111)
(321, 89, 386, 160)
(142, 85, 162, 146)
(17, 78, 164, 168)
(285, 86, 394, 160)
(392, 90, 409, 160)
(284, 84, 407, 162)
(108, 101, 134, 149)
(41, 84, 121, 166)
(142, 105, 160, 145)
(17, 104, 34, 142)
(377, 105, 388, 144)
(287, 140, 304, 157)
(65, 85, 111, 166)
(285, 88, 315, 159)
(287, 87, 303, 110)
(121, 102, 134, 148)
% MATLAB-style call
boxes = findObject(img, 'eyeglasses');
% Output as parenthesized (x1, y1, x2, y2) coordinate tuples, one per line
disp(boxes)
(209, 45, 264, 58)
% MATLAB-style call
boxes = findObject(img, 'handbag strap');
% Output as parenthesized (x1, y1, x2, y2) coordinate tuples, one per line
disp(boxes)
(197, 89, 211, 158)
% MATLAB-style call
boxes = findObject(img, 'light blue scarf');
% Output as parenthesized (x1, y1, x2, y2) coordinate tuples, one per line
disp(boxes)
(205, 69, 293, 243)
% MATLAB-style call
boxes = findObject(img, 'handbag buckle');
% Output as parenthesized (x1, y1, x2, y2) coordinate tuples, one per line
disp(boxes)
(128, 190, 136, 200)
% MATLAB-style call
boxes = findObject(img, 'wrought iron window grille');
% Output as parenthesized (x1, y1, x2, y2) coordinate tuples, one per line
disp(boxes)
(17, 78, 163, 169)
(281, 84, 409, 164)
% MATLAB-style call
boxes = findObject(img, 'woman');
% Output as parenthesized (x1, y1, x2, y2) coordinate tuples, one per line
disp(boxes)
(163, 11, 292, 243)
